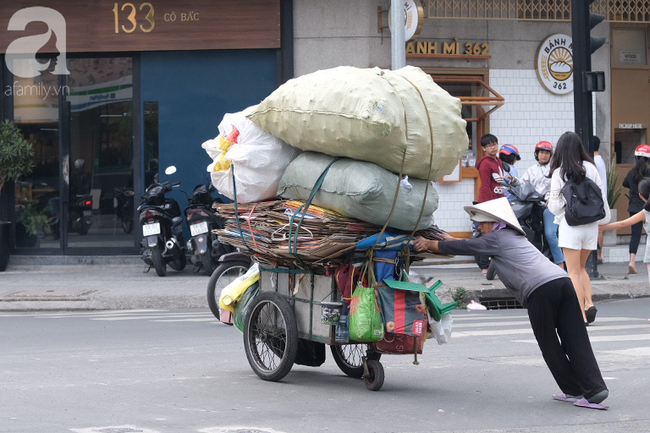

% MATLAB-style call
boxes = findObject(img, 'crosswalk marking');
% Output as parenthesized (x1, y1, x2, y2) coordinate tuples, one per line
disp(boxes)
(451, 313, 650, 341)
(91, 313, 216, 321)
(24, 309, 221, 324)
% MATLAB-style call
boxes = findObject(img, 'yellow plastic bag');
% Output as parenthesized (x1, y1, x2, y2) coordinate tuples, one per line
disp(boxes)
(219, 263, 260, 312)
(213, 151, 232, 171)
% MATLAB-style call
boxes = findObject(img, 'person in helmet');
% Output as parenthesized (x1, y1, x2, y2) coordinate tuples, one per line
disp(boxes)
(622, 144, 650, 274)
(513, 140, 565, 268)
(498, 144, 521, 201)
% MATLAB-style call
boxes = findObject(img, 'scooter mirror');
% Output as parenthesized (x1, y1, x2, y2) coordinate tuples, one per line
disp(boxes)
(164, 166, 177, 176)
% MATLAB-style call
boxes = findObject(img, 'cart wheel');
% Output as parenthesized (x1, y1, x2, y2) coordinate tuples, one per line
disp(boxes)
(330, 344, 365, 378)
(330, 344, 381, 378)
(244, 291, 298, 382)
(364, 359, 384, 391)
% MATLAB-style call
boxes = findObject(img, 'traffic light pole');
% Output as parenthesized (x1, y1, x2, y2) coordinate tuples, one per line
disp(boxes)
(571, 0, 594, 153)
(571, 0, 600, 278)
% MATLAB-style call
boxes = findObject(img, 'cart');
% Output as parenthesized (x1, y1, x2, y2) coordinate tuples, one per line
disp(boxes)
(241, 264, 456, 391)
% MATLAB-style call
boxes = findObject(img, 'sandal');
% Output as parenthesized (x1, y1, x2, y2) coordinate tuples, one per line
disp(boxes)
(585, 306, 597, 324)
(574, 398, 609, 410)
(553, 393, 582, 403)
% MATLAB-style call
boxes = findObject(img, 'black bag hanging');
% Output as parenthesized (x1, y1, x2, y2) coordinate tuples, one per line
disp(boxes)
(561, 177, 606, 226)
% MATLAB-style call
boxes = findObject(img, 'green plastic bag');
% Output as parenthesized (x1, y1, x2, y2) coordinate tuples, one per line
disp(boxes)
(349, 283, 384, 343)
(233, 282, 260, 333)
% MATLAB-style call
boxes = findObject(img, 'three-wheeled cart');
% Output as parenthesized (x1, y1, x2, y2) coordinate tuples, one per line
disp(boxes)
(241, 266, 455, 391)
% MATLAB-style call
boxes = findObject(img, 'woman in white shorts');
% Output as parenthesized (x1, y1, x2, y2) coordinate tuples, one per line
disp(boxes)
(548, 132, 610, 324)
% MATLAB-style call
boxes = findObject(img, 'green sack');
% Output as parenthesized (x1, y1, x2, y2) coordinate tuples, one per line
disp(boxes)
(233, 282, 260, 333)
(349, 283, 384, 343)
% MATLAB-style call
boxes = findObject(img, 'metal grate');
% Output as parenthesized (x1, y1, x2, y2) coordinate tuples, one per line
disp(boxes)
(478, 297, 524, 310)
(425, 0, 650, 23)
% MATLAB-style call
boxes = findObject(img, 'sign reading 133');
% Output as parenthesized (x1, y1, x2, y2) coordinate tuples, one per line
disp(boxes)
(112, 2, 155, 33)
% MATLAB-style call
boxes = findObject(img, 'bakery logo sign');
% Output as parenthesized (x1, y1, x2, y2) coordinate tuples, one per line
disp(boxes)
(535, 34, 573, 96)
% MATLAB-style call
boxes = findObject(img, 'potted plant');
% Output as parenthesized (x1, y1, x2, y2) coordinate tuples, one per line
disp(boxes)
(603, 156, 623, 247)
(15, 199, 50, 247)
(0, 120, 35, 270)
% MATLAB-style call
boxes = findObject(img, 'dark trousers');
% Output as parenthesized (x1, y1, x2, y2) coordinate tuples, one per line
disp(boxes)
(526, 278, 607, 399)
(629, 214, 643, 254)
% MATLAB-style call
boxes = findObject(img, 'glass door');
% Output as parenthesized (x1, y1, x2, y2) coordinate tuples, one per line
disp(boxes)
(64, 57, 135, 251)
(11, 59, 62, 250)
(11, 56, 136, 253)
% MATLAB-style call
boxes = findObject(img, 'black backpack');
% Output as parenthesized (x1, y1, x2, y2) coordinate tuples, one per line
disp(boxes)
(561, 177, 606, 226)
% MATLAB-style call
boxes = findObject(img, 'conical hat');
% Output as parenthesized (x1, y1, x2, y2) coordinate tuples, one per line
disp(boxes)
(463, 197, 525, 236)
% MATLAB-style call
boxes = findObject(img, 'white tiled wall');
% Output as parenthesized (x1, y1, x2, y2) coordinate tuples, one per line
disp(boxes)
(434, 69, 576, 233)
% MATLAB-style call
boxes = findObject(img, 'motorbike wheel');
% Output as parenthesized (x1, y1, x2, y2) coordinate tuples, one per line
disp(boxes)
(168, 246, 187, 271)
(486, 260, 497, 281)
(200, 252, 216, 276)
(122, 217, 133, 234)
(207, 260, 251, 320)
(151, 245, 167, 277)
(79, 217, 90, 235)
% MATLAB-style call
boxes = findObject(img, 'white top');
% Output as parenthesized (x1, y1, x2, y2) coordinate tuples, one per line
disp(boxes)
(548, 161, 611, 225)
(594, 154, 608, 199)
(643, 209, 650, 263)
(519, 163, 551, 200)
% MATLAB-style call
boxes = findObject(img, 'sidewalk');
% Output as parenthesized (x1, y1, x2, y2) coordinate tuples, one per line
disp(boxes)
(0, 254, 648, 312)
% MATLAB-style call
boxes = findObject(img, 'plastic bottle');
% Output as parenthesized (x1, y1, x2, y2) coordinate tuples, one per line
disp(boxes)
(335, 306, 350, 343)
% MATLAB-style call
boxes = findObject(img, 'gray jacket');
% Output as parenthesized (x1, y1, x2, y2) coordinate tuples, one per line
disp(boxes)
(437, 228, 568, 307)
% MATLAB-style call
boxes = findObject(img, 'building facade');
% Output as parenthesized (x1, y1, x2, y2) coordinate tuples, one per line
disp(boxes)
(1, 0, 649, 256)
(294, 0, 649, 237)
(1, 0, 290, 255)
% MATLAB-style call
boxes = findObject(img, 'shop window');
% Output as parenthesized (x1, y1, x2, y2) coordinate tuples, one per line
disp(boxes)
(429, 74, 504, 167)
(612, 28, 648, 67)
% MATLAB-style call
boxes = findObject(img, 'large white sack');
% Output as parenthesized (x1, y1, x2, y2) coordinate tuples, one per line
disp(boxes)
(248, 65, 467, 181)
(203, 105, 300, 203)
(278, 152, 438, 231)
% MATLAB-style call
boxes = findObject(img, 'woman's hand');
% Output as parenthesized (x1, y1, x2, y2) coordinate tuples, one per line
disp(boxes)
(413, 236, 440, 253)
(442, 232, 456, 241)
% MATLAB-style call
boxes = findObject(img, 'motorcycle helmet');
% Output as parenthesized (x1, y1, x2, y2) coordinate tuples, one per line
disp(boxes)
(634, 144, 650, 158)
(534, 141, 554, 162)
(499, 144, 521, 161)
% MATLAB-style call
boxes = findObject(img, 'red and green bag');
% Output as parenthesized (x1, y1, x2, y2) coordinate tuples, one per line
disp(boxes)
(375, 284, 427, 337)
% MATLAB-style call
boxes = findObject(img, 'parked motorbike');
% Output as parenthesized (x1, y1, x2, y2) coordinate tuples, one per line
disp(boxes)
(206, 252, 253, 321)
(114, 187, 134, 234)
(48, 193, 93, 240)
(184, 181, 233, 275)
(138, 166, 186, 277)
